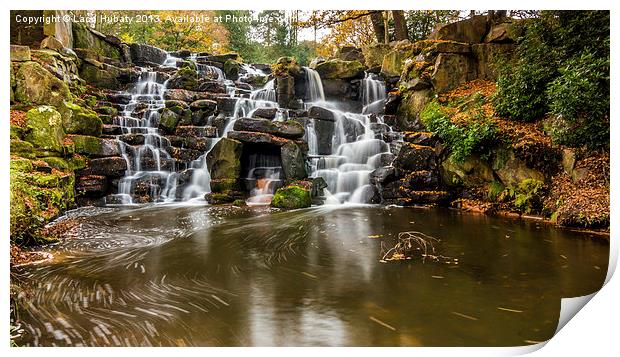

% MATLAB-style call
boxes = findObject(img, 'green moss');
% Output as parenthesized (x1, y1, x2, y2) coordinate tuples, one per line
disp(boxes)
(223, 59, 241, 79)
(41, 157, 71, 172)
(271, 185, 311, 209)
(67, 155, 87, 171)
(69, 135, 103, 156)
(512, 179, 545, 213)
(210, 179, 237, 193)
(84, 95, 97, 107)
(10, 125, 25, 140)
(232, 199, 247, 207)
(10, 157, 34, 172)
(10, 139, 36, 158)
(487, 180, 506, 201)
(96, 106, 118, 116)
(23, 106, 66, 154)
(59, 101, 103, 136)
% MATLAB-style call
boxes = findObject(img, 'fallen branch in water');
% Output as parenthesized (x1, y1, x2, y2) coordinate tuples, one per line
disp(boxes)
(380, 231, 440, 263)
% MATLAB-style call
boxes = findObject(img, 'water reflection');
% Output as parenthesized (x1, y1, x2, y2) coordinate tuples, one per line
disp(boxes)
(13, 205, 608, 346)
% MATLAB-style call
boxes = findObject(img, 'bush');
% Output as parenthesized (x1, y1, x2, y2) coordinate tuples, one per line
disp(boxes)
(420, 100, 496, 163)
(545, 53, 609, 149)
(492, 10, 610, 149)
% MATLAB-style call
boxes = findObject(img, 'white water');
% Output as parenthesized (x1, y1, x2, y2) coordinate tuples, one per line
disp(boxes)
(304, 67, 325, 103)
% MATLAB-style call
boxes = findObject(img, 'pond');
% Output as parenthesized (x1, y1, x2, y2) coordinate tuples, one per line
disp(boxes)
(13, 204, 609, 346)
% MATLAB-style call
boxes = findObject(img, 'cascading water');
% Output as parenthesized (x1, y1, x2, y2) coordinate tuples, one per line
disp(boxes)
(109, 70, 175, 204)
(361, 72, 387, 114)
(304, 67, 325, 103)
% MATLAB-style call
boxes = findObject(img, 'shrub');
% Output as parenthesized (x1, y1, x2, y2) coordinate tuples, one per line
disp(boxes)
(545, 53, 610, 149)
(420, 100, 496, 163)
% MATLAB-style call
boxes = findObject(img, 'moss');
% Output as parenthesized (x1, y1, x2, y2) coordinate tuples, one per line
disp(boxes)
(96, 106, 118, 116)
(487, 180, 506, 201)
(67, 155, 87, 171)
(10, 125, 25, 140)
(205, 191, 235, 205)
(271, 184, 311, 209)
(10, 157, 34, 172)
(40, 157, 71, 172)
(232, 199, 247, 207)
(23, 106, 66, 154)
(84, 95, 97, 107)
(59, 101, 103, 136)
(14, 61, 71, 107)
(10, 139, 36, 158)
(223, 59, 241, 79)
(210, 179, 238, 193)
(272, 57, 302, 77)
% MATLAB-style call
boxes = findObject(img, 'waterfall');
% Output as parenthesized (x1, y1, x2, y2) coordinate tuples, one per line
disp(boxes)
(108, 70, 174, 205)
(361, 72, 387, 114)
(304, 67, 325, 103)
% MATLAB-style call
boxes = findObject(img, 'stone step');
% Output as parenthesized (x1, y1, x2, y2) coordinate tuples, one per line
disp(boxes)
(174, 125, 217, 138)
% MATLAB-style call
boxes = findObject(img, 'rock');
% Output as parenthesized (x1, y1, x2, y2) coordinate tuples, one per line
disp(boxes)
(40, 36, 64, 50)
(493, 150, 545, 187)
(429, 15, 489, 44)
(15, 61, 70, 107)
(233, 118, 305, 139)
(404, 78, 432, 91)
(370, 166, 398, 185)
(129, 43, 168, 65)
(76, 175, 108, 197)
(118, 133, 145, 145)
(400, 170, 439, 190)
(157, 108, 179, 134)
(308, 106, 336, 121)
(336, 46, 365, 62)
(313, 59, 365, 80)
(197, 80, 226, 93)
(396, 89, 431, 130)
(362, 43, 391, 68)
(281, 142, 307, 180)
(102, 125, 123, 136)
(485, 21, 521, 43)
(165, 100, 189, 109)
(394, 143, 436, 172)
(205, 53, 240, 63)
(174, 126, 217, 138)
(399, 190, 451, 205)
(164, 89, 213, 102)
(384, 93, 401, 115)
(431, 53, 477, 93)
(168, 136, 215, 152)
(228, 131, 284, 146)
(59, 102, 103, 137)
(73, 22, 122, 60)
(271, 183, 312, 209)
(272, 57, 303, 77)
(404, 132, 437, 146)
(23, 106, 65, 154)
(206, 137, 243, 179)
(69, 135, 120, 157)
(321, 79, 352, 99)
(471, 43, 515, 81)
(10, 45, 31, 61)
(440, 154, 495, 187)
(381, 46, 416, 77)
(189, 99, 217, 112)
(79, 60, 137, 90)
(166, 67, 199, 90)
(314, 119, 335, 155)
(169, 147, 203, 163)
(82, 157, 127, 177)
(369, 152, 396, 167)
(276, 75, 296, 108)
(252, 107, 278, 119)
(224, 59, 241, 80)
(434, 42, 471, 54)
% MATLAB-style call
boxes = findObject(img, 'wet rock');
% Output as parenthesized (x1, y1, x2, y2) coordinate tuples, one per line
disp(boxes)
(169, 146, 203, 163)
(400, 170, 439, 190)
(320, 79, 352, 98)
(174, 126, 217, 138)
(252, 108, 278, 120)
(233, 118, 305, 139)
(189, 99, 217, 125)
(314, 119, 335, 155)
(165, 100, 189, 109)
(76, 175, 108, 197)
(216, 97, 238, 116)
(118, 133, 145, 145)
(308, 106, 335, 121)
(205, 53, 240, 63)
(394, 143, 436, 172)
(129, 43, 167, 65)
(370, 152, 396, 167)
(281, 141, 307, 180)
(271, 182, 312, 209)
(107, 92, 132, 104)
(15, 61, 70, 107)
(313, 59, 365, 80)
(224, 59, 241, 80)
(396, 89, 431, 130)
(167, 136, 215, 152)
(164, 89, 213, 102)
(166, 67, 199, 90)
(370, 166, 398, 185)
(69, 135, 120, 157)
(276, 75, 296, 108)
(398, 190, 451, 205)
(83, 157, 127, 177)
(102, 124, 123, 136)
(206, 137, 243, 179)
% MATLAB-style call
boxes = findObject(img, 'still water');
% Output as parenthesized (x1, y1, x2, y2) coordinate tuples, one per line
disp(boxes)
(13, 205, 608, 346)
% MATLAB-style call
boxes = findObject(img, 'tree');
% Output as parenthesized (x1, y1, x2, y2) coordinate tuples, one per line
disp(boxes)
(392, 11, 408, 41)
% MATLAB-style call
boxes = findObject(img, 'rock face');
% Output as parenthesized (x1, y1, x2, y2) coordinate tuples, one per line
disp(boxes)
(431, 53, 477, 93)
(281, 142, 307, 180)
(23, 106, 66, 154)
(73, 23, 122, 60)
(15, 61, 71, 107)
(59, 102, 103, 136)
(10, 45, 31, 62)
(69, 135, 120, 157)
(313, 59, 365, 80)
(129, 43, 168, 65)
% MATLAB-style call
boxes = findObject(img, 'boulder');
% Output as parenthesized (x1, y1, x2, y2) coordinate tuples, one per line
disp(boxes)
(59, 102, 103, 137)
(395, 89, 431, 130)
(484, 21, 522, 43)
(164, 89, 213, 102)
(223, 59, 241, 81)
(205, 53, 240, 63)
(362, 43, 391, 68)
(196, 80, 226, 93)
(174, 126, 217, 138)
(76, 175, 108, 197)
(281, 142, 307, 180)
(271, 182, 312, 209)
(429, 15, 489, 44)
(314, 119, 336, 155)
(440, 154, 495, 187)
(370, 166, 398, 185)
(381, 46, 416, 77)
(308, 106, 336, 121)
(166, 67, 199, 90)
(216, 97, 238, 116)
(157, 108, 179, 134)
(69, 135, 121, 157)
(394, 143, 436, 172)
(10, 45, 31, 61)
(206, 138, 243, 179)
(431, 53, 477, 93)
(313, 59, 365, 80)
(276, 75, 296, 108)
(272, 57, 303, 77)
(129, 43, 168, 65)
(252, 107, 278, 119)
(336, 46, 365, 62)
(83, 157, 127, 177)
(23, 106, 65, 154)
(403, 132, 437, 146)
(492, 150, 545, 187)
(471, 43, 515, 81)
(15, 61, 70, 107)
(40, 36, 64, 50)
(233, 118, 305, 139)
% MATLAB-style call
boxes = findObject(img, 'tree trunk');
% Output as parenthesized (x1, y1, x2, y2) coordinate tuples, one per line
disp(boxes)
(370, 11, 386, 43)
(383, 11, 390, 43)
(392, 10, 408, 41)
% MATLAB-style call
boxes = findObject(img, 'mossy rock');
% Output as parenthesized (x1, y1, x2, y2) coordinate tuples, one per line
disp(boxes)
(72, 22, 121, 60)
(158, 108, 180, 134)
(271, 184, 312, 209)
(96, 106, 118, 116)
(10, 157, 34, 172)
(59, 101, 103, 136)
(210, 178, 239, 193)
(67, 155, 88, 171)
(69, 135, 120, 157)
(206, 138, 243, 180)
(272, 57, 302, 77)
(232, 199, 247, 207)
(23, 106, 66, 154)
(10, 139, 36, 159)
(14, 61, 71, 107)
(204, 191, 235, 205)
(313, 59, 365, 80)
(40, 156, 71, 172)
(224, 59, 241, 80)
